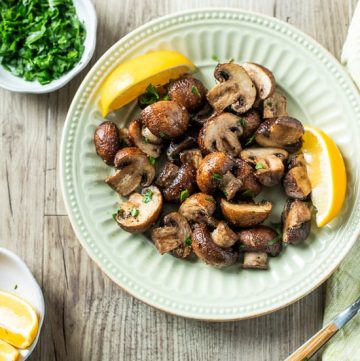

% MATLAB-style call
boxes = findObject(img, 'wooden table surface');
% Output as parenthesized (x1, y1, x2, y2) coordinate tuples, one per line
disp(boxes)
(0, 0, 356, 360)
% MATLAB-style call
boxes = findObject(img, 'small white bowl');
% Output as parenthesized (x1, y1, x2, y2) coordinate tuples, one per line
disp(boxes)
(0, 247, 45, 360)
(0, 0, 97, 93)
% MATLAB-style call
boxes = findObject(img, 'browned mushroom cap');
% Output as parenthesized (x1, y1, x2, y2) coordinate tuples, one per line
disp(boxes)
(241, 63, 276, 101)
(179, 149, 203, 169)
(106, 147, 155, 196)
(128, 119, 162, 158)
(167, 76, 207, 112)
(242, 252, 268, 270)
(166, 136, 197, 162)
(179, 193, 218, 227)
(282, 199, 311, 244)
(240, 147, 289, 187)
(207, 63, 256, 114)
(94, 121, 121, 165)
(235, 159, 262, 198)
(220, 199, 272, 227)
(190, 101, 215, 126)
(263, 89, 288, 119)
(255, 117, 304, 151)
(155, 162, 179, 188)
(238, 225, 282, 256)
(211, 221, 238, 248)
(198, 112, 243, 156)
(283, 153, 312, 200)
(239, 109, 261, 139)
(141, 100, 189, 139)
(192, 224, 239, 268)
(151, 212, 192, 257)
(163, 164, 197, 203)
(115, 186, 163, 233)
(196, 152, 235, 195)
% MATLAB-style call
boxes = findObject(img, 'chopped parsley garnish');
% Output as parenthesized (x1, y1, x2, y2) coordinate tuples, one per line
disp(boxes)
(0, 0, 86, 85)
(180, 189, 189, 202)
(212, 172, 222, 181)
(163, 94, 170, 101)
(138, 84, 160, 106)
(242, 189, 255, 198)
(211, 54, 220, 62)
(245, 133, 256, 146)
(131, 208, 139, 217)
(112, 211, 118, 221)
(223, 191, 228, 197)
(191, 85, 201, 97)
(142, 189, 154, 203)
(228, 57, 234, 63)
(159, 131, 168, 139)
(205, 197, 215, 203)
(148, 156, 156, 166)
(14, 284, 18, 290)
(267, 101, 273, 107)
(268, 222, 283, 245)
(184, 236, 192, 246)
(255, 162, 266, 170)
(238, 117, 247, 128)
(267, 235, 281, 246)
(143, 137, 149, 144)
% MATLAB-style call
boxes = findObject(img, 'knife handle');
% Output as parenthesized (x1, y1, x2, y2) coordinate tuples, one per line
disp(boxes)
(285, 322, 338, 361)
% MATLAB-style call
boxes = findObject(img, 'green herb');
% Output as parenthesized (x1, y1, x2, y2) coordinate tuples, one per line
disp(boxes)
(271, 222, 282, 235)
(138, 84, 159, 105)
(184, 236, 192, 246)
(163, 94, 170, 101)
(180, 189, 189, 202)
(191, 85, 201, 97)
(159, 131, 168, 139)
(211, 54, 220, 62)
(148, 156, 156, 166)
(267, 101, 273, 107)
(14, 284, 18, 290)
(223, 191, 228, 197)
(267, 235, 281, 246)
(0, 0, 86, 85)
(143, 137, 149, 144)
(212, 172, 222, 181)
(268, 222, 283, 246)
(302, 358, 309, 361)
(228, 57, 234, 63)
(255, 162, 266, 170)
(238, 117, 247, 128)
(112, 211, 118, 221)
(205, 197, 215, 203)
(142, 189, 154, 203)
(241, 189, 255, 198)
(245, 133, 256, 146)
(131, 208, 139, 217)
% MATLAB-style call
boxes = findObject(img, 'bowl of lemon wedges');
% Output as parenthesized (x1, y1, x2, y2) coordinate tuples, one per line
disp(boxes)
(0, 248, 44, 361)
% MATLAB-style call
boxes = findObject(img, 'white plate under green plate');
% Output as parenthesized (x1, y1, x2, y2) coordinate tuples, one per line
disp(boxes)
(60, 8, 360, 320)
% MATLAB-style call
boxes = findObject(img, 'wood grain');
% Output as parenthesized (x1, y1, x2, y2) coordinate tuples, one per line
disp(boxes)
(0, 0, 357, 360)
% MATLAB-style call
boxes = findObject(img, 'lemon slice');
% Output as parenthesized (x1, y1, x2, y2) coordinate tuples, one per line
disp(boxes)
(0, 340, 19, 361)
(99, 50, 196, 116)
(0, 291, 39, 349)
(302, 126, 347, 227)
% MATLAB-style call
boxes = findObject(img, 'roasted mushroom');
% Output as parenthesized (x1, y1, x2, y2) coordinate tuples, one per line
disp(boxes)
(283, 153, 312, 200)
(192, 224, 239, 268)
(211, 221, 238, 248)
(240, 147, 289, 187)
(155, 162, 179, 188)
(128, 119, 162, 158)
(198, 112, 244, 156)
(282, 199, 311, 244)
(220, 199, 272, 227)
(115, 186, 163, 233)
(179, 149, 203, 169)
(234, 159, 262, 198)
(162, 164, 197, 203)
(239, 109, 262, 139)
(166, 136, 197, 162)
(238, 226, 282, 256)
(141, 127, 162, 145)
(196, 152, 242, 199)
(255, 116, 304, 151)
(242, 62, 276, 102)
(94, 121, 121, 165)
(141, 100, 189, 139)
(263, 89, 288, 119)
(242, 252, 268, 270)
(179, 193, 218, 227)
(168, 75, 207, 112)
(106, 147, 155, 196)
(191, 101, 214, 126)
(207, 63, 256, 114)
(151, 212, 192, 258)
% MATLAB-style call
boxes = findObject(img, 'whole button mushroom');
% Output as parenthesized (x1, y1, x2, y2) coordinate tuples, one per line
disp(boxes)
(141, 100, 189, 139)
(94, 121, 121, 165)
(167, 76, 207, 112)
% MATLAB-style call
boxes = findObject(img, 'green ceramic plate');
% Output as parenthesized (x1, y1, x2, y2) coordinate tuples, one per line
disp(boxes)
(60, 8, 360, 320)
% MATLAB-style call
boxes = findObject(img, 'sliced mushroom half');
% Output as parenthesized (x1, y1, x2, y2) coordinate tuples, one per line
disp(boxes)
(211, 221, 238, 248)
(242, 252, 268, 270)
(220, 199, 272, 227)
(263, 89, 288, 119)
(198, 112, 243, 156)
(192, 224, 239, 268)
(151, 212, 192, 258)
(282, 199, 311, 244)
(283, 153, 312, 200)
(115, 186, 163, 233)
(207, 63, 256, 114)
(106, 147, 155, 196)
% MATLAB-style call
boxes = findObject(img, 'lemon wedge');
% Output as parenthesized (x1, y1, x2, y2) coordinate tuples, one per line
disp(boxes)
(0, 291, 39, 349)
(0, 340, 19, 361)
(301, 126, 347, 227)
(99, 50, 196, 116)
